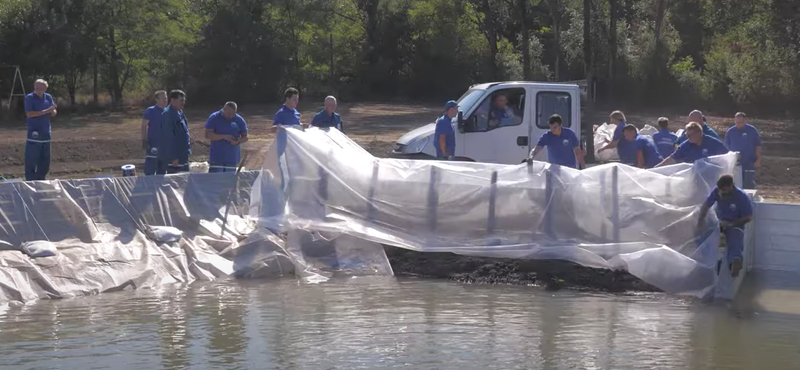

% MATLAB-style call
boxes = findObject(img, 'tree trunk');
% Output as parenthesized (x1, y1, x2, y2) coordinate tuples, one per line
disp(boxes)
(329, 33, 335, 92)
(583, 0, 592, 92)
(608, 0, 617, 99)
(482, 0, 498, 80)
(92, 52, 98, 104)
(107, 26, 123, 106)
(519, 0, 531, 80)
(547, 0, 562, 80)
(654, 0, 668, 55)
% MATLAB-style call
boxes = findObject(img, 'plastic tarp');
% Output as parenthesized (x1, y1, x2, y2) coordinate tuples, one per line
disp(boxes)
(251, 127, 739, 297)
(0, 171, 392, 302)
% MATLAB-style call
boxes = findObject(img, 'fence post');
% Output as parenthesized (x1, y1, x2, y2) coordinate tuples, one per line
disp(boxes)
(612, 165, 620, 243)
(427, 165, 439, 232)
(544, 166, 554, 238)
(367, 160, 379, 222)
(487, 170, 498, 234)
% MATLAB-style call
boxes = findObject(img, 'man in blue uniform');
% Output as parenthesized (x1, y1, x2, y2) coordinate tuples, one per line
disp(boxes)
(724, 112, 761, 189)
(597, 110, 627, 156)
(24, 79, 57, 181)
(676, 110, 720, 143)
(652, 117, 678, 159)
(205, 102, 249, 173)
(310, 96, 343, 133)
(158, 90, 191, 174)
(141, 90, 168, 175)
(434, 100, 458, 160)
(697, 174, 753, 277)
(617, 125, 663, 168)
(656, 122, 729, 167)
(528, 114, 585, 169)
(487, 93, 518, 129)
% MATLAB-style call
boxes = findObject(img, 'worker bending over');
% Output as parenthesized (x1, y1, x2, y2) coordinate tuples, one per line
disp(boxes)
(656, 122, 728, 167)
(205, 101, 248, 173)
(597, 110, 627, 156)
(677, 110, 719, 144)
(617, 125, 663, 169)
(529, 114, 585, 169)
(697, 174, 752, 277)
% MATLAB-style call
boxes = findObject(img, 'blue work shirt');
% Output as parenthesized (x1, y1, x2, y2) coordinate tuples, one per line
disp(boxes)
(489, 107, 512, 126)
(24, 92, 55, 141)
(612, 122, 626, 142)
(672, 135, 729, 164)
(311, 110, 343, 132)
(434, 115, 455, 158)
(273, 105, 301, 126)
(143, 105, 165, 145)
(725, 124, 761, 169)
(704, 186, 752, 222)
(617, 135, 663, 168)
(205, 110, 248, 165)
(159, 105, 191, 165)
(652, 129, 678, 159)
(536, 128, 580, 168)
(677, 124, 720, 143)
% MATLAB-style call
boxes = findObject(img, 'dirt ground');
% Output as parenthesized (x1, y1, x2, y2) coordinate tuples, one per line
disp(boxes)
(0, 102, 797, 203)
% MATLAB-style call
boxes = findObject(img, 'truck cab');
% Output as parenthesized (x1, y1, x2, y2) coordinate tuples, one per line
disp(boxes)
(393, 82, 583, 164)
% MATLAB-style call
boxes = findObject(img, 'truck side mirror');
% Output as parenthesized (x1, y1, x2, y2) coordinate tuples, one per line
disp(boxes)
(457, 111, 465, 132)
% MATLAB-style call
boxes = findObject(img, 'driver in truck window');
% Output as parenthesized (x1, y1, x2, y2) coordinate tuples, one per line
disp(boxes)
(487, 93, 520, 129)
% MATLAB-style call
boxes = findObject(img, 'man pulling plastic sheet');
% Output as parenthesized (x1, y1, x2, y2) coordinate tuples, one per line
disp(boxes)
(251, 125, 740, 297)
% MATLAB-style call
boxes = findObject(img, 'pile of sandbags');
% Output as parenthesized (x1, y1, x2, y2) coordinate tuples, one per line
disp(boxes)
(592, 123, 665, 163)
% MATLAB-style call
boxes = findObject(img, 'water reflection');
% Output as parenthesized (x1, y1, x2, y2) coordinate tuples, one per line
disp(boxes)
(1, 276, 800, 369)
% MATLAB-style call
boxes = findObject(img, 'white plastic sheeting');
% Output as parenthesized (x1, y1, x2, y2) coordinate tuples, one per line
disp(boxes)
(252, 127, 739, 297)
(0, 172, 392, 302)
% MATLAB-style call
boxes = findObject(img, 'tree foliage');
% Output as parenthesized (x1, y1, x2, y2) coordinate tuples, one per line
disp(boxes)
(0, 0, 798, 114)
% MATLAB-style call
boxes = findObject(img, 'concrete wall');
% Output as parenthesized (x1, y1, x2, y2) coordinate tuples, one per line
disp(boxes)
(753, 202, 800, 272)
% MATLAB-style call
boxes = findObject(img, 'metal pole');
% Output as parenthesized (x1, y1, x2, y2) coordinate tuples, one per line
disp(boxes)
(426, 165, 438, 232)
(544, 167, 554, 238)
(367, 160, 379, 222)
(487, 170, 498, 233)
(612, 165, 620, 243)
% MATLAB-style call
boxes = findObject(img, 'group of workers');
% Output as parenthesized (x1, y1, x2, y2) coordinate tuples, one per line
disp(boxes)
(23, 81, 343, 180)
(433, 101, 755, 278)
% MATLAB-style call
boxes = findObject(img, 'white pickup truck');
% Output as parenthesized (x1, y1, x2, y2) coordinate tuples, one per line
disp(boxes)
(393, 81, 586, 164)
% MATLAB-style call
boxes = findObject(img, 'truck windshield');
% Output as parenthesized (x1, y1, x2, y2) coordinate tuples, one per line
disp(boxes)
(456, 89, 485, 113)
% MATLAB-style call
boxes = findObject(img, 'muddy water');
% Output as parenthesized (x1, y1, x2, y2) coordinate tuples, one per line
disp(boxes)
(1, 275, 799, 370)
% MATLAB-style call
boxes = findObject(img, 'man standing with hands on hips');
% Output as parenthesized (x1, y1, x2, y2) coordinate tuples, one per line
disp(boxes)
(205, 101, 248, 172)
(159, 90, 191, 174)
(24, 79, 57, 181)
(434, 100, 458, 160)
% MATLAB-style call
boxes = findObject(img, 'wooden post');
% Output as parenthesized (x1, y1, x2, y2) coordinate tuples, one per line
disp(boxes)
(487, 171, 498, 233)
(600, 170, 607, 240)
(612, 165, 620, 243)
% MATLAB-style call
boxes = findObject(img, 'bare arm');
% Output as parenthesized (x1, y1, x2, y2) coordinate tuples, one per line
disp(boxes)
(232, 133, 249, 146)
(438, 134, 449, 156)
(205, 129, 233, 142)
(754, 146, 762, 167)
(25, 105, 55, 118)
(529, 145, 543, 159)
(598, 139, 619, 152)
(655, 156, 675, 168)
(574, 147, 585, 169)
(141, 119, 148, 142)
(730, 215, 752, 228)
(636, 151, 645, 168)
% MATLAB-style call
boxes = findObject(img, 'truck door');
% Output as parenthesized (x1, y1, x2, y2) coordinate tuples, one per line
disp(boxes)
(461, 87, 530, 164)
(529, 90, 576, 163)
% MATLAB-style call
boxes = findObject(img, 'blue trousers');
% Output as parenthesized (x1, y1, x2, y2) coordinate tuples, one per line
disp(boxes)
(209, 162, 238, 173)
(166, 164, 189, 174)
(24, 141, 51, 181)
(144, 144, 166, 175)
(742, 169, 756, 190)
(723, 226, 745, 263)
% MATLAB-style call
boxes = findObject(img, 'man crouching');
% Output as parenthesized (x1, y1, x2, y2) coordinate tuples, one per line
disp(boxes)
(697, 175, 753, 277)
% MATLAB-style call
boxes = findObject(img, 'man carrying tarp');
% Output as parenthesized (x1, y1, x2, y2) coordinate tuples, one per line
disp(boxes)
(310, 96, 343, 133)
(697, 174, 752, 277)
(596, 110, 627, 156)
(141, 90, 168, 175)
(724, 112, 761, 189)
(24, 79, 57, 181)
(434, 100, 458, 160)
(655, 122, 729, 167)
(677, 110, 720, 144)
(205, 101, 248, 173)
(159, 90, 191, 174)
(617, 124, 663, 169)
(528, 114, 585, 169)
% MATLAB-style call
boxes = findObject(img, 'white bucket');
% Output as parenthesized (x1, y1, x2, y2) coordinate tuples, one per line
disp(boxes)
(121, 164, 136, 177)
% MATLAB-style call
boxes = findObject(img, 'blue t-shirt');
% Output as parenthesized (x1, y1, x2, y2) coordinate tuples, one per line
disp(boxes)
(489, 107, 512, 126)
(672, 135, 729, 164)
(612, 122, 626, 142)
(273, 105, 301, 126)
(311, 110, 343, 132)
(24, 92, 55, 141)
(205, 110, 248, 165)
(536, 128, 580, 168)
(704, 187, 753, 223)
(617, 135, 663, 168)
(434, 115, 455, 158)
(652, 129, 678, 159)
(724, 124, 761, 169)
(677, 124, 720, 143)
(142, 105, 165, 145)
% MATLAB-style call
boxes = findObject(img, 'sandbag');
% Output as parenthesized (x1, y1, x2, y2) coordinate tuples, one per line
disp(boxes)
(21, 240, 57, 258)
(147, 226, 183, 243)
